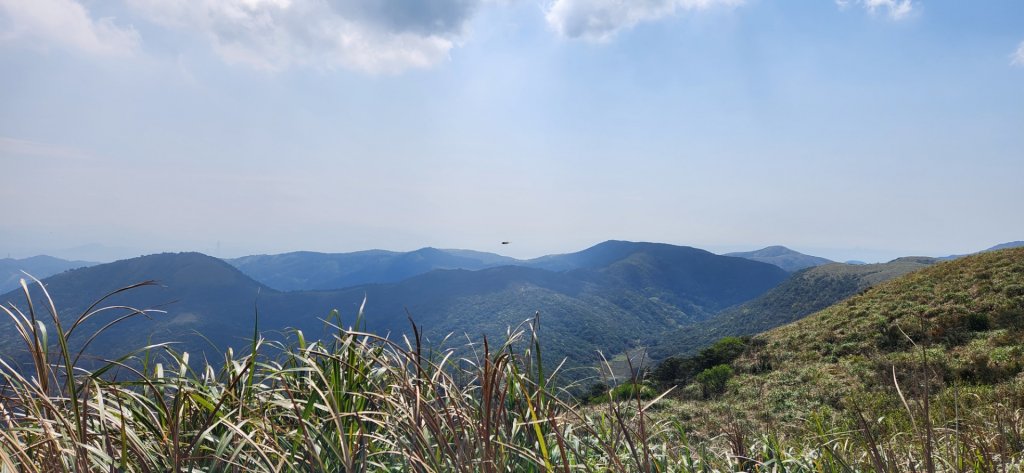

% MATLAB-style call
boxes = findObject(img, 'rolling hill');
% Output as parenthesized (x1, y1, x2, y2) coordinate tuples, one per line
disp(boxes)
(724, 246, 833, 272)
(648, 256, 937, 360)
(0, 253, 274, 368)
(659, 247, 1024, 428)
(0, 242, 788, 374)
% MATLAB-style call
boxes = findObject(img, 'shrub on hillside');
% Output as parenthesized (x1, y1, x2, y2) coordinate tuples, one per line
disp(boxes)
(695, 364, 733, 398)
(587, 382, 657, 404)
(651, 336, 749, 387)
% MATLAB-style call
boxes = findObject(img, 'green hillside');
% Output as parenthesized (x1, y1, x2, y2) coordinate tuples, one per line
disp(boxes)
(648, 256, 937, 360)
(658, 247, 1024, 439)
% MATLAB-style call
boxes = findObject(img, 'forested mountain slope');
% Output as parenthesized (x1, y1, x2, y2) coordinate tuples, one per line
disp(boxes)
(1, 242, 787, 373)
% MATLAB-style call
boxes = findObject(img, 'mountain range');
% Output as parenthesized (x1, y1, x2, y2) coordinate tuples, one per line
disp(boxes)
(0, 241, 788, 374)
(226, 248, 520, 291)
(11, 242, 1018, 296)
(223, 241, 807, 291)
(3, 240, 1020, 376)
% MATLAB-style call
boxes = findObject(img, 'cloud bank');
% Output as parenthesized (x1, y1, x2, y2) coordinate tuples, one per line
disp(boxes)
(1, 0, 930, 72)
(836, 0, 914, 20)
(1013, 41, 1024, 67)
(0, 0, 139, 55)
(544, 0, 741, 41)
(126, 0, 480, 73)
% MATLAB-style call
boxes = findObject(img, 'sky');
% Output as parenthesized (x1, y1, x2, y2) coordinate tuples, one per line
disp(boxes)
(1, 0, 1022, 263)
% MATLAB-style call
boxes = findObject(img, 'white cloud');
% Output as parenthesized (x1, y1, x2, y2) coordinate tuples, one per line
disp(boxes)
(127, 0, 479, 73)
(544, 0, 742, 41)
(836, 0, 914, 20)
(1013, 41, 1024, 67)
(0, 0, 139, 55)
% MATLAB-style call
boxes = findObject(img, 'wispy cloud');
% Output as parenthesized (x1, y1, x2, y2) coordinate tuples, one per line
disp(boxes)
(1012, 41, 1024, 67)
(836, 0, 914, 20)
(0, 0, 139, 55)
(127, 0, 481, 73)
(544, 0, 742, 42)
(0, 137, 92, 161)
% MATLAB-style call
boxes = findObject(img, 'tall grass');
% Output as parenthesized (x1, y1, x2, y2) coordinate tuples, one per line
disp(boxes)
(1, 279, 1022, 471)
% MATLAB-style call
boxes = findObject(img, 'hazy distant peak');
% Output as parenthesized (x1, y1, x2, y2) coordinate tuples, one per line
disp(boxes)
(93, 252, 273, 289)
(746, 245, 794, 257)
(525, 240, 713, 272)
(0, 255, 98, 293)
(2, 254, 94, 266)
(407, 247, 447, 257)
(728, 245, 795, 257)
(582, 240, 710, 256)
(888, 256, 939, 265)
(439, 248, 520, 264)
(725, 246, 832, 272)
(225, 246, 523, 291)
(937, 241, 1024, 261)
(986, 241, 1024, 252)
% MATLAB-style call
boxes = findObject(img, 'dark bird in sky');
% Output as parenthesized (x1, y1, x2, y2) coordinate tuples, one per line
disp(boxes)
(501, 241, 510, 245)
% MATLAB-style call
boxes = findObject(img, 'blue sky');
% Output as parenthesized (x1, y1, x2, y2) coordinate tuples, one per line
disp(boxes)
(1, 0, 1022, 262)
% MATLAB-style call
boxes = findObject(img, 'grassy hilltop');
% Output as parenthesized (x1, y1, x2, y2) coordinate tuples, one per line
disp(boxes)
(731, 247, 1023, 422)
(650, 247, 1024, 469)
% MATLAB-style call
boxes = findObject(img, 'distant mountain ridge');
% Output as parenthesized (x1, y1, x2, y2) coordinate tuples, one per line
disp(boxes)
(937, 241, 1024, 261)
(1, 242, 789, 375)
(987, 241, 1024, 251)
(230, 241, 1014, 292)
(226, 247, 520, 291)
(725, 246, 833, 272)
(17, 239, 1005, 376)
(226, 240, 763, 292)
(0, 255, 97, 293)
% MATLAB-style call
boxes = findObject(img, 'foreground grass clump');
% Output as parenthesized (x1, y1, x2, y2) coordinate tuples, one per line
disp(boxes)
(2, 264, 1024, 472)
(0, 279, 692, 472)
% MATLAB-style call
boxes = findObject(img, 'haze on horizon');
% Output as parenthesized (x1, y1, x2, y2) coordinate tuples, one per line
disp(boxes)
(2, 0, 1022, 264)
